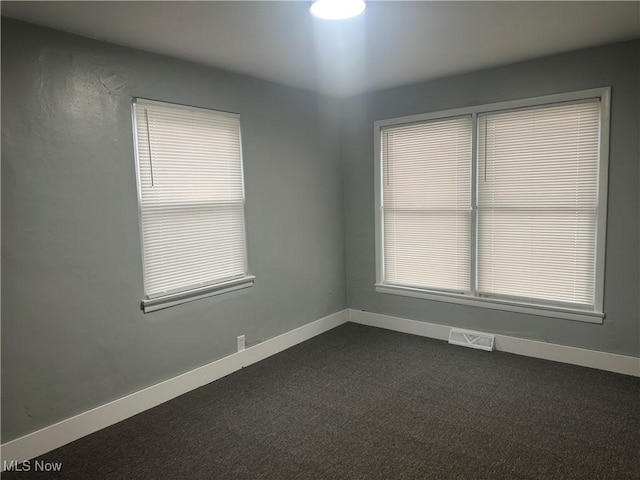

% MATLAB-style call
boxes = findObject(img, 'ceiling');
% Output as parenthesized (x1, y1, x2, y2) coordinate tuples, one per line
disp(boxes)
(3, 1, 639, 97)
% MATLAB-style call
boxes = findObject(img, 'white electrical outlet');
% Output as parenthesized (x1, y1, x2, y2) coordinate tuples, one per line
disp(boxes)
(237, 335, 246, 352)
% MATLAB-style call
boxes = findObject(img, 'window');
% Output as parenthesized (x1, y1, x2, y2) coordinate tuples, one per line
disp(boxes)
(381, 117, 472, 293)
(132, 99, 253, 313)
(375, 88, 610, 323)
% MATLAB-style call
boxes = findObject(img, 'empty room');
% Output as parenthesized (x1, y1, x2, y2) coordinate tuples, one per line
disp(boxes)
(1, 1, 639, 478)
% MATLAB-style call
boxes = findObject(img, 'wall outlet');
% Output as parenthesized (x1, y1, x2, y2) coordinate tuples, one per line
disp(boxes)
(237, 335, 246, 352)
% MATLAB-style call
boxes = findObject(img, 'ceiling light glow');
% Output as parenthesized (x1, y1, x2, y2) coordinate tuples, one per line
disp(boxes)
(310, 0, 366, 20)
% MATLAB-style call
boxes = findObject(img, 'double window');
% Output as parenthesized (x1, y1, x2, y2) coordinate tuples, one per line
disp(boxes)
(375, 88, 610, 323)
(132, 99, 253, 312)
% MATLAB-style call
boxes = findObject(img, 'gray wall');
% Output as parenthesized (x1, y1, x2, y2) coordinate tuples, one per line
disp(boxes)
(2, 17, 639, 445)
(343, 40, 640, 357)
(1, 19, 346, 442)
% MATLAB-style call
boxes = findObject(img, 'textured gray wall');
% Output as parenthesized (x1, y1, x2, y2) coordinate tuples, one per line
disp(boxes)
(343, 40, 640, 357)
(2, 17, 639, 445)
(1, 19, 346, 441)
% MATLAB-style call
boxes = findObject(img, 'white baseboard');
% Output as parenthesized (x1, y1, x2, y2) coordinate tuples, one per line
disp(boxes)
(4, 307, 637, 468)
(0, 309, 348, 468)
(348, 309, 640, 377)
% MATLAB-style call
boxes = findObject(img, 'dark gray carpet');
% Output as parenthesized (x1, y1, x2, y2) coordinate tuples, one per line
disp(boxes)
(4, 322, 639, 479)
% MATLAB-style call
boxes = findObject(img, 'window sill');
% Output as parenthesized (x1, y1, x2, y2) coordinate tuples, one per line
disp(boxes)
(142, 276, 255, 313)
(375, 283, 604, 324)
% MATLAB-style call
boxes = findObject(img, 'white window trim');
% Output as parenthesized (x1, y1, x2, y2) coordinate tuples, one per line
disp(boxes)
(141, 275, 256, 313)
(131, 98, 254, 313)
(374, 87, 610, 324)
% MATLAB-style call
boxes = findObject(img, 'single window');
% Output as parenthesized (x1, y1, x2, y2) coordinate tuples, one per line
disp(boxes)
(132, 99, 253, 312)
(375, 88, 610, 323)
(477, 101, 600, 308)
(381, 117, 472, 293)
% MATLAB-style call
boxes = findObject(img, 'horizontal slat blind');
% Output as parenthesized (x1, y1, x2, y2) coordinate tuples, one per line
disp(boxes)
(382, 117, 472, 292)
(477, 100, 600, 307)
(134, 100, 247, 298)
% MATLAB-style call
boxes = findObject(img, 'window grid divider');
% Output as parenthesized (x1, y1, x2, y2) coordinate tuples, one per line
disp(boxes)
(470, 113, 478, 297)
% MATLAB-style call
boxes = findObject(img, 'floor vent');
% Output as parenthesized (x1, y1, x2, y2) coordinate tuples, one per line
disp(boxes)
(448, 328, 495, 351)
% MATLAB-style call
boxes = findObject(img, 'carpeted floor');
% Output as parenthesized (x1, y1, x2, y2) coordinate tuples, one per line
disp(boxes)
(4, 322, 640, 479)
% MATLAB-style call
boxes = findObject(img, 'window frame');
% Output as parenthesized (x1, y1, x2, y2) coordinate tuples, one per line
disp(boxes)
(132, 98, 254, 313)
(374, 87, 610, 324)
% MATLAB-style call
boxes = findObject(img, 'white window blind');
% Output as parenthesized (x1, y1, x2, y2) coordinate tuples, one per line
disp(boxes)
(375, 88, 609, 321)
(381, 117, 472, 293)
(133, 100, 249, 302)
(477, 101, 601, 308)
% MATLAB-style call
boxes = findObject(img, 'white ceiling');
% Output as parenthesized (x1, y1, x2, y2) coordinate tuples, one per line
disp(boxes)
(3, 1, 639, 97)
